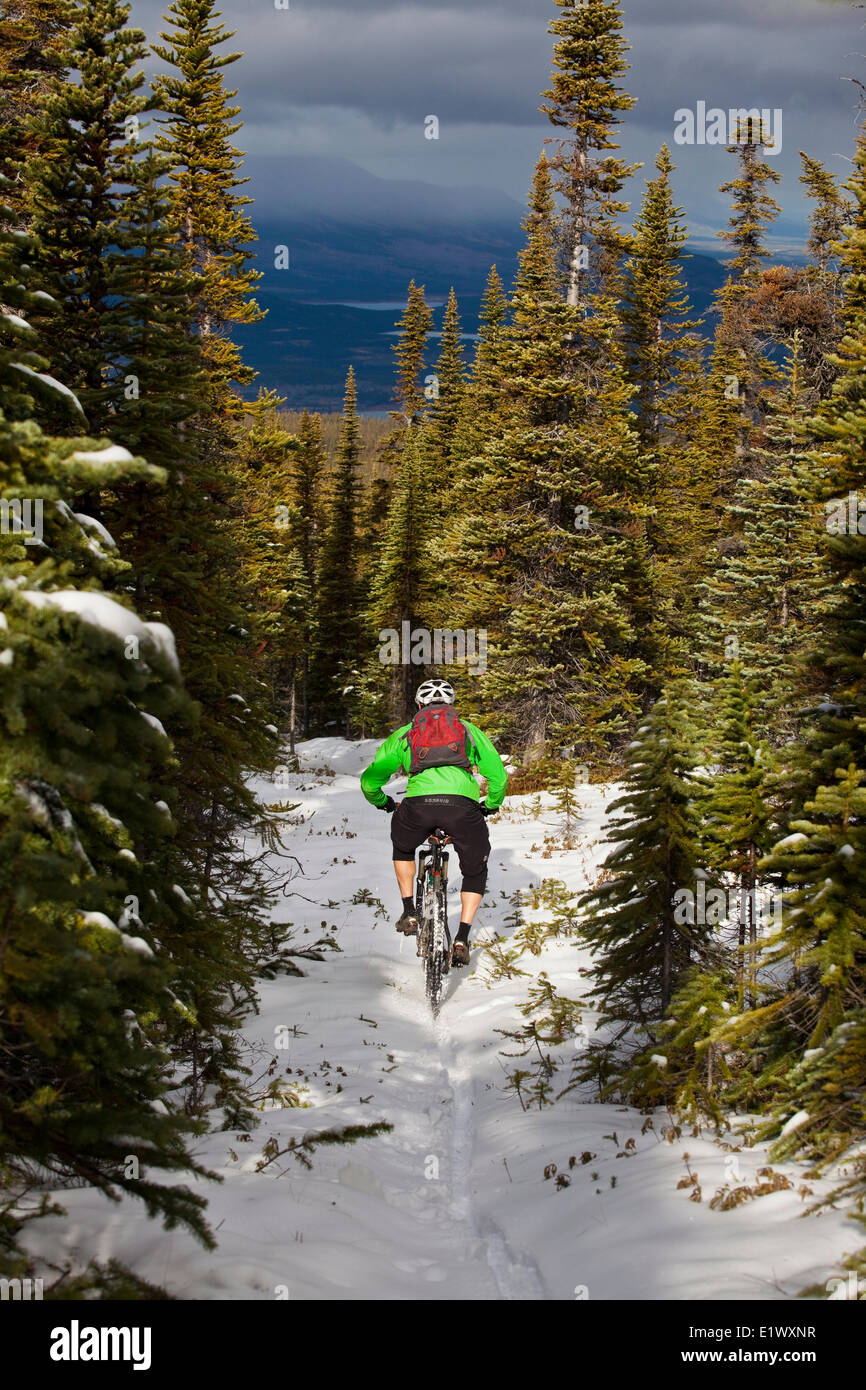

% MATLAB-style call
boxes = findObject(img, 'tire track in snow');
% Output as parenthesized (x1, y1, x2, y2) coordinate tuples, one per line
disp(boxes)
(436, 1020, 549, 1300)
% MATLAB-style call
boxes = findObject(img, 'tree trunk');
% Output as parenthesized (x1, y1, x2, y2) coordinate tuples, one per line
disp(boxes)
(289, 661, 296, 756)
(302, 651, 309, 737)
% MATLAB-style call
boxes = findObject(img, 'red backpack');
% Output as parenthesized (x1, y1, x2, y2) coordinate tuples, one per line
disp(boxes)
(407, 706, 473, 776)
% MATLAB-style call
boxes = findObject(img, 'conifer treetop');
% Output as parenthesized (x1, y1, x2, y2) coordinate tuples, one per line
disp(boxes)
(540, 0, 640, 294)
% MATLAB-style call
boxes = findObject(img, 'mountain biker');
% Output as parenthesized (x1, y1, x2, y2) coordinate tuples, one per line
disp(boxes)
(360, 678, 507, 969)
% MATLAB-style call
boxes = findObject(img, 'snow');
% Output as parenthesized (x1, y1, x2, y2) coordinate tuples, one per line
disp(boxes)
(779, 1111, 810, 1138)
(121, 934, 155, 958)
(79, 911, 118, 933)
(20, 590, 180, 674)
(2, 310, 33, 333)
(69, 445, 134, 467)
(0, 649, 12, 666)
(774, 833, 808, 850)
(171, 883, 193, 906)
(139, 710, 168, 739)
(16, 780, 92, 868)
(838, 844, 855, 859)
(144, 623, 179, 674)
(9, 362, 85, 415)
(79, 911, 154, 958)
(650, 1054, 668, 1068)
(18, 739, 861, 1301)
(74, 511, 117, 551)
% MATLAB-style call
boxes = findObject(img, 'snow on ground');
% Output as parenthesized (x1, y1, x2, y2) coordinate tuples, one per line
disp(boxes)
(22, 738, 862, 1300)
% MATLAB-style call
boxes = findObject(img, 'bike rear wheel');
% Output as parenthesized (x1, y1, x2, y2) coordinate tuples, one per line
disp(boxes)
(421, 845, 450, 1015)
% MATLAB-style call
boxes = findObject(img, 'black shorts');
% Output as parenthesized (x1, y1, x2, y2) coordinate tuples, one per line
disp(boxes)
(391, 795, 490, 895)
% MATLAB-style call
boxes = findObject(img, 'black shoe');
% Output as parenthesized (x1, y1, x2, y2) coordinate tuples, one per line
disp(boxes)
(451, 941, 470, 969)
(396, 911, 418, 935)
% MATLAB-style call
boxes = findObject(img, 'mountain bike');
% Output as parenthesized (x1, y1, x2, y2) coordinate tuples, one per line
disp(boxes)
(415, 828, 451, 1015)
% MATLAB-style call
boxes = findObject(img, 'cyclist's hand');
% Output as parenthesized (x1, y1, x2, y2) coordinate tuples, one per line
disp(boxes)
(479, 802, 498, 818)
(379, 796, 398, 813)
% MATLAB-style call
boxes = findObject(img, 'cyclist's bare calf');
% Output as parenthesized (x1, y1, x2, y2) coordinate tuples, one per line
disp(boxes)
(393, 860, 482, 926)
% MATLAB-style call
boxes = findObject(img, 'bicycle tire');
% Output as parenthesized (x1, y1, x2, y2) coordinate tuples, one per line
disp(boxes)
(417, 858, 433, 961)
(414, 835, 452, 1015)
(426, 851, 451, 1014)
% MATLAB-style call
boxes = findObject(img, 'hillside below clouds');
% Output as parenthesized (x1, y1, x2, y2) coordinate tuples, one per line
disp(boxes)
(237, 154, 729, 412)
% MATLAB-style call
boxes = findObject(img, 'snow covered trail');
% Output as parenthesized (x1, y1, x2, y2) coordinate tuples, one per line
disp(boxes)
(436, 1034, 549, 1300)
(23, 738, 864, 1300)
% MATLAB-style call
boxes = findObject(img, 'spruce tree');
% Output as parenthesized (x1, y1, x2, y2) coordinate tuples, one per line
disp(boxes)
(621, 145, 704, 450)
(615, 963, 738, 1124)
(0, 181, 85, 424)
(620, 146, 707, 656)
(713, 123, 782, 481)
(289, 410, 325, 734)
(799, 151, 850, 398)
(315, 366, 362, 731)
(698, 335, 829, 744)
(367, 427, 435, 719)
(800, 151, 850, 280)
(391, 279, 434, 424)
(709, 123, 866, 1214)
(702, 662, 776, 1008)
(472, 264, 508, 397)
(100, 0, 280, 1103)
(24, 0, 155, 435)
(439, 156, 654, 760)
(236, 388, 304, 725)
(795, 126, 866, 799)
(572, 686, 710, 1095)
(374, 279, 434, 496)
(424, 286, 466, 481)
(0, 0, 70, 220)
(451, 265, 508, 467)
(540, 0, 638, 302)
(152, 0, 263, 404)
(291, 410, 326, 593)
(0, 395, 216, 1255)
(718, 123, 782, 286)
(106, 149, 205, 479)
(719, 766, 866, 1161)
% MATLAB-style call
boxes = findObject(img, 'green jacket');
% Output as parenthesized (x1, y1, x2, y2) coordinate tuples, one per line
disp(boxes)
(360, 716, 508, 810)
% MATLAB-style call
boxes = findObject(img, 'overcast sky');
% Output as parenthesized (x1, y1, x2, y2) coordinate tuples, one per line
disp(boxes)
(130, 0, 865, 249)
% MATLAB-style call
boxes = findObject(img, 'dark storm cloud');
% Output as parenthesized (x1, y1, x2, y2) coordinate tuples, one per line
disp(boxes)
(131, 0, 861, 129)
(129, 0, 865, 240)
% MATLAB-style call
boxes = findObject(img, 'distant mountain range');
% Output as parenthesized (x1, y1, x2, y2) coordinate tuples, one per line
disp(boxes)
(235, 155, 732, 413)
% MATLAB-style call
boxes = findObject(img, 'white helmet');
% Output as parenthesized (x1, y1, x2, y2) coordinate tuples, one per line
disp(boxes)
(415, 678, 455, 706)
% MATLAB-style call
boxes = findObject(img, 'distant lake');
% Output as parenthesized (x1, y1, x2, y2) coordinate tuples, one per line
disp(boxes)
(334, 299, 447, 311)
